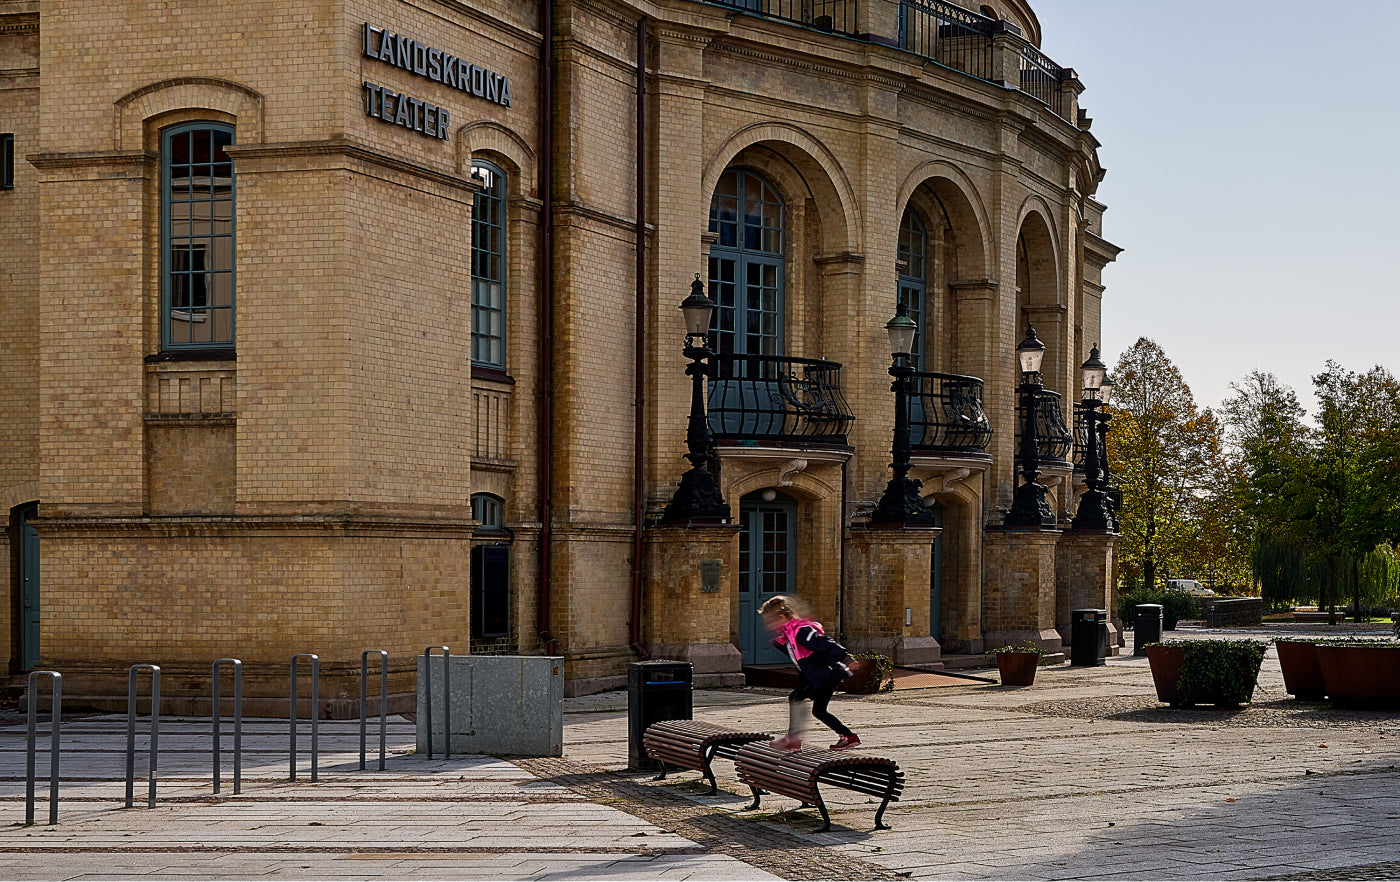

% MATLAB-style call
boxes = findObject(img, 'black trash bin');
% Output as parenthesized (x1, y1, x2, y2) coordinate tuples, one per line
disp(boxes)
(1071, 609, 1108, 666)
(627, 660, 693, 770)
(1135, 603, 1163, 656)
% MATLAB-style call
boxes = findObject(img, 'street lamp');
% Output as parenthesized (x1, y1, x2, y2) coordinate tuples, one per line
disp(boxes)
(661, 275, 731, 524)
(1097, 373, 1118, 531)
(1004, 323, 1056, 528)
(871, 301, 935, 526)
(1071, 345, 1115, 531)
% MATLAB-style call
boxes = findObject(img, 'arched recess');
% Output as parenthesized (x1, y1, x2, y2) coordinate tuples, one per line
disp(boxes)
(727, 468, 836, 505)
(896, 162, 993, 374)
(1014, 203, 1060, 322)
(115, 78, 264, 151)
(458, 120, 537, 199)
(920, 477, 981, 651)
(702, 123, 861, 255)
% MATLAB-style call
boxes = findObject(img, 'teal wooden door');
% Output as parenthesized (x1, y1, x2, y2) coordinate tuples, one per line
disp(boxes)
(738, 492, 797, 665)
(19, 504, 40, 671)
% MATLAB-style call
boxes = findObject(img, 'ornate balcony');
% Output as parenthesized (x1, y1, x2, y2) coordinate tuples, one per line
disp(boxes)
(907, 370, 992, 455)
(1017, 388, 1073, 463)
(706, 0, 1078, 123)
(708, 353, 853, 446)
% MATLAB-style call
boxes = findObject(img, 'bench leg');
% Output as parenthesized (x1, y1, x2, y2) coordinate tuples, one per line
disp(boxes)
(873, 770, 897, 830)
(744, 786, 763, 811)
(651, 760, 669, 782)
(813, 798, 831, 833)
(703, 767, 719, 796)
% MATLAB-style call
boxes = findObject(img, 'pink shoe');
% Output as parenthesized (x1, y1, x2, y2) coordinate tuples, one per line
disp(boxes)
(770, 735, 802, 752)
(831, 734, 860, 751)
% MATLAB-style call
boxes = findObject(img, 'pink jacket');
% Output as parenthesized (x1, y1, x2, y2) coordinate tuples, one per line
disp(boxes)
(775, 617, 824, 663)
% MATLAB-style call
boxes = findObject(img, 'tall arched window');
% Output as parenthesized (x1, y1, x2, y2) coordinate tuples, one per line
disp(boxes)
(162, 122, 235, 350)
(708, 168, 784, 357)
(898, 208, 927, 370)
(471, 159, 506, 369)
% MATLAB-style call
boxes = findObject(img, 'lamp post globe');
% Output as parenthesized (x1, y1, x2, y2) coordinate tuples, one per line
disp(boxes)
(661, 275, 730, 524)
(871, 301, 935, 527)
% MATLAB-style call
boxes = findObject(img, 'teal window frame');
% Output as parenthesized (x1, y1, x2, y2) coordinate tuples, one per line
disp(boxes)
(471, 492, 505, 530)
(1, 134, 13, 190)
(471, 159, 507, 369)
(707, 168, 784, 357)
(898, 208, 927, 370)
(161, 122, 236, 351)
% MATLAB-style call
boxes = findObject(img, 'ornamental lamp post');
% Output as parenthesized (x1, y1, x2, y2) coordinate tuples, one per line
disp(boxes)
(1004, 323, 1056, 528)
(871, 301, 935, 526)
(1097, 373, 1118, 531)
(1070, 345, 1115, 531)
(661, 275, 731, 524)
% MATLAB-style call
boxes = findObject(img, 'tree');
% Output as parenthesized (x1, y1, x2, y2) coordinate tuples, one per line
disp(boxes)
(1106, 338, 1215, 591)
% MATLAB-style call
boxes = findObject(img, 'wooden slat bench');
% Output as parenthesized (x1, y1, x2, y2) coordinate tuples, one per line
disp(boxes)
(643, 720, 772, 795)
(735, 741, 904, 832)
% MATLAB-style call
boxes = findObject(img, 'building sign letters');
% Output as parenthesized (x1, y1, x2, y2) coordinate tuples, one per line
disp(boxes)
(362, 23, 512, 141)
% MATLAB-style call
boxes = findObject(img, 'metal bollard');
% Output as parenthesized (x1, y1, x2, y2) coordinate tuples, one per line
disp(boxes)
(360, 650, 389, 771)
(25, 671, 62, 826)
(125, 665, 161, 809)
(212, 659, 243, 794)
(289, 654, 319, 782)
(422, 646, 450, 760)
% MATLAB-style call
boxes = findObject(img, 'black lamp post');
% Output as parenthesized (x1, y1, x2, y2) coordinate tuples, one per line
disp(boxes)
(661, 275, 731, 524)
(1096, 373, 1118, 531)
(1004, 323, 1056, 528)
(871, 301, 935, 526)
(1071, 345, 1115, 531)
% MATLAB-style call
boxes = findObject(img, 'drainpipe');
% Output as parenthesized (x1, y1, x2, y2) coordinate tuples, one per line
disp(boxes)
(630, 14, 650, 659)
(536, 0, 558, 656)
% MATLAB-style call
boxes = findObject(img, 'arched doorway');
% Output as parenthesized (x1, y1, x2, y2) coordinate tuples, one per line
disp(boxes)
(737, 490, 796, 665)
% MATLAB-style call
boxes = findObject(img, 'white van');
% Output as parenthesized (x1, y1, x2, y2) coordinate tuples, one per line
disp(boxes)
(1165, 579, 1214, 596)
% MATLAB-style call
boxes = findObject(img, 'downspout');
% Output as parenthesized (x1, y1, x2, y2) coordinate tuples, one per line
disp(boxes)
(630, 14, 650, 659)
(536, 0, 558, 656)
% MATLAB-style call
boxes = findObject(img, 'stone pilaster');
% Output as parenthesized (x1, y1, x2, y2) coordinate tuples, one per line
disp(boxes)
(642, 524, 744, 687)
(843, 526, 941, 666)
(982, 528, 1063, 652)
(1055, 531, 1120, 650)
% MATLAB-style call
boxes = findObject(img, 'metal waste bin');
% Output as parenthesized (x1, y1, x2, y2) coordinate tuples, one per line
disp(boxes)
(1071, 608, 1108, 666)
(627, 660, 693, 770)
(1135, 603, 1163, 656)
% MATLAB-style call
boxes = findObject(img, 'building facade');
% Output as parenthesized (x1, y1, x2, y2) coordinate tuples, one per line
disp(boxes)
(1, 0, 1119, 706)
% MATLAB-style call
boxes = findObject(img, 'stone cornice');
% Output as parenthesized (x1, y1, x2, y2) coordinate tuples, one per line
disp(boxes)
(225, 139, 477, 197)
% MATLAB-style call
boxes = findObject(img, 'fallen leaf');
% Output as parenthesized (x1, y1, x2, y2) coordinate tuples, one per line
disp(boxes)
(1226, 798, 1236, 803)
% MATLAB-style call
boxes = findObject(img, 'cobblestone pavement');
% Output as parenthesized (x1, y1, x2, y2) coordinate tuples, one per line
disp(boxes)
(0, 625, 1397, 880)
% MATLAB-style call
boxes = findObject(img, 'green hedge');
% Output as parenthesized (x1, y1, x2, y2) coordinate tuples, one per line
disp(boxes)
(1118, 590, 1201, 629)
(1158, 639, 1266, 707)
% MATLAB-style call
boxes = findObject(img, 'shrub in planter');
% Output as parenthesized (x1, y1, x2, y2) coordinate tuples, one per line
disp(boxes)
(992, 644, 1049, 687)
(1145, 639, 1266, 708)
(842, 652, 895, 693)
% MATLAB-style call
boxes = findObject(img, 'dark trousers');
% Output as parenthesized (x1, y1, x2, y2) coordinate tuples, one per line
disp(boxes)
(789, 679, 854, 738)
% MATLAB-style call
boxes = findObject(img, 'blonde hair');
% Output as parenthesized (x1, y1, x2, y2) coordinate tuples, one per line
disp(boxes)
(759, 595, 806, 619)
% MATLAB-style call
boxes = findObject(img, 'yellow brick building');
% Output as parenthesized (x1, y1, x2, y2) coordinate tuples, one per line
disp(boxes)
(0, 0, 1119, 708)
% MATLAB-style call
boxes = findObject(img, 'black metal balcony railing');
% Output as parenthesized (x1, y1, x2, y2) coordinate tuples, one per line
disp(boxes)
(708, 353, 853, 444)
(898, 0, 994, 81)
(907, 371, 992, 453)
(1072, 406, 1089, 471)
(1016, 388, 1073, 463)
(1019, 43, 1067, 117)
(711, 0, 861, 35)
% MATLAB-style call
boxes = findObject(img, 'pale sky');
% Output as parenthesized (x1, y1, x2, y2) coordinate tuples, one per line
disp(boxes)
(1043, 0, 1399, 419)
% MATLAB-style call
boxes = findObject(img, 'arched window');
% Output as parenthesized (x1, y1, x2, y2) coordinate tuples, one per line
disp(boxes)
(471, 159, 506, 369)
(708, 168, 784, 357)
(898, 208, 927, 370)
(162, 122, 235, 350)
(471, 492, 504, 530)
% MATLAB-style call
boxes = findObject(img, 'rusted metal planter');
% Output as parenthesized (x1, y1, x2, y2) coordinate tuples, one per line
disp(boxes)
(1276, 640, 1326, 701)
(1316, 645, 1400, 707)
